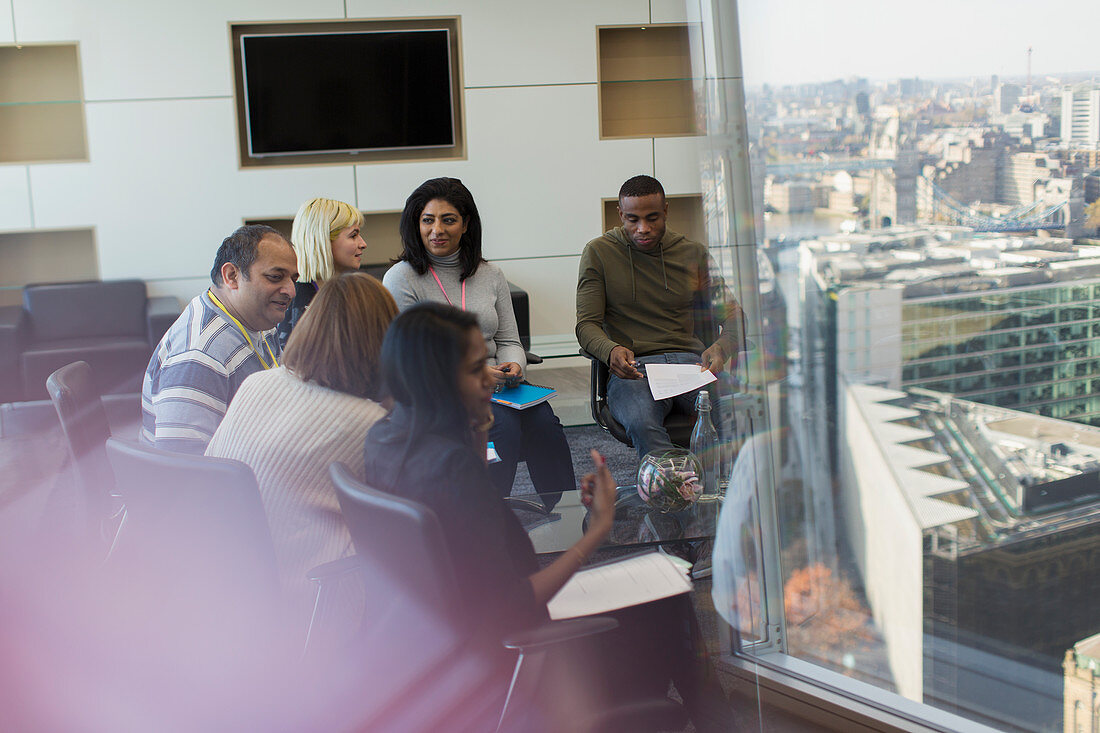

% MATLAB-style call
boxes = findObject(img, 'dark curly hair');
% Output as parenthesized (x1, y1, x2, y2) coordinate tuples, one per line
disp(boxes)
(210, 224, 287, 286)
(618, 175, 666, 203)
(396, 177, 485, 281)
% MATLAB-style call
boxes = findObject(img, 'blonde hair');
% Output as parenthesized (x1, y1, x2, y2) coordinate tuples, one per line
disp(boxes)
(291, 197, 365, 283)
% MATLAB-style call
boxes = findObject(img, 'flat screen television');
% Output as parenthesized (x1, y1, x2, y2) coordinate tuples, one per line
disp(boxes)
(240, 29, 455, 157)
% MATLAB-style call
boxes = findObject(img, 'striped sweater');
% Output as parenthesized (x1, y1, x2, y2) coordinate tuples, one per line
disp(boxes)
(141, 290, 280, 454)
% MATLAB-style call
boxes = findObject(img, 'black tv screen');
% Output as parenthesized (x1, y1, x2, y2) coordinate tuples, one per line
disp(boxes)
(240, 29, 455, 157)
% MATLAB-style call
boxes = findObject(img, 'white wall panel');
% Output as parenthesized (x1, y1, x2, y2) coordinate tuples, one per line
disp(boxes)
(650, 0, 690, 24)
(26, 162, 96, 226)
(0, 167, 32, 230)
(347, 0, 648, 88)
(31, 99, 354, 281)
(354, 159, 475, 215)
(654, 135, 704, 195)
(146, 276, 211, 305)
(359, 84, 648, 261)
(461, 85, 650, 260)
(0, 0, 14, 42)
(14, 0, 343, 100)
(490, 255, 580, 338)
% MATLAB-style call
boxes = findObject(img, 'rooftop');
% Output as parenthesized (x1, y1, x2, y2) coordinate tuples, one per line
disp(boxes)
(1074, 632, 1100, 670)
(806, 227, 1100, 298)
(845, 381, 1100, 551)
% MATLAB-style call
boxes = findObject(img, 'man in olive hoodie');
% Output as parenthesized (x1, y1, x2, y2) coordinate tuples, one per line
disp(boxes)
(576, 175, 743, 457)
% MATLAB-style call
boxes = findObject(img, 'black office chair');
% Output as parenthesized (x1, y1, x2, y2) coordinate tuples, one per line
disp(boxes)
(330, 463, 688, 732)
(104, 437, 282, 638)
(580, 349, 695, 449)
(46, 361, 124, 548)
(332, 464, 671, 730)
(103, 438, 352, 658)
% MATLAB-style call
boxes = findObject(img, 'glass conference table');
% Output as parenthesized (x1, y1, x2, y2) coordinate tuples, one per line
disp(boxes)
(507, 487, 720, 562)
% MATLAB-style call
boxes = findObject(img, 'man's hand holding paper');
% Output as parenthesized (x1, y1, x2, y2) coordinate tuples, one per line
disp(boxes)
(644, 362, 717, 400)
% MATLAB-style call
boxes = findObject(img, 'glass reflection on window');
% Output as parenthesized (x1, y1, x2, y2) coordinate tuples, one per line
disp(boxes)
(713, 0, 1100, 729)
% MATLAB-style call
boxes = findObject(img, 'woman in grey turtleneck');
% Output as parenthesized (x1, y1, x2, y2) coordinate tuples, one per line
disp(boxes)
(382, 178, 575, 506)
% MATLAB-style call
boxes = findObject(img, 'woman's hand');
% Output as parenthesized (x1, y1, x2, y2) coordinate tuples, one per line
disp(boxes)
(580, 449, 616, 537)
(528, 449, 618, 605)
(489, 361, 524, 388)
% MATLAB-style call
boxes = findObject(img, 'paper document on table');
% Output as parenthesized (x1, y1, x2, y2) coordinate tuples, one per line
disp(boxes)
(547, 552, 692, 620)
(645, 363, 717, 400)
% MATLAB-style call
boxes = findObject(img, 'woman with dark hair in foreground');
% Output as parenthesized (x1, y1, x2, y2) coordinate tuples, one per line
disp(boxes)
(363, 302, 733, 730)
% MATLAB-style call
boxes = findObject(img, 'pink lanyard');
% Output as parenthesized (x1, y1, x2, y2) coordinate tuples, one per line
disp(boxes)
(429, 267, 465, 310)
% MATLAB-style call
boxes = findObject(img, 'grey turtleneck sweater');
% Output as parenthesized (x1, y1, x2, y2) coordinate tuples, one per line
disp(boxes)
(383, 252, 526, 368)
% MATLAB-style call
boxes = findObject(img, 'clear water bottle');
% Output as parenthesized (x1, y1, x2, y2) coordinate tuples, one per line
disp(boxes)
(689, 390, 720, 499)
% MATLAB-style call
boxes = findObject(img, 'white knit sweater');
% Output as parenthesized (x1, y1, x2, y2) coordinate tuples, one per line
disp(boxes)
(205, 367, 386, 633)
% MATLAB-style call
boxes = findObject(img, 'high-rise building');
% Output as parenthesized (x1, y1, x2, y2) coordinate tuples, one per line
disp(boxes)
(1002, 151, 1061, 205)
(855, 91, 870, 116)
(994, 82, 1022, 114)
(921, 130, 1009, 211)
(1064, 634, 1100, 733)
(1060, 83, 1100, 147)
(766, 179, 814, 213)
(801, 227, 1100, 427)
(840, 383, 1100, 730)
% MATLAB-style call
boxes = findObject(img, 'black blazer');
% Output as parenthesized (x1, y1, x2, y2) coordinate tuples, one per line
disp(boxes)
(363, 406, 546, 636)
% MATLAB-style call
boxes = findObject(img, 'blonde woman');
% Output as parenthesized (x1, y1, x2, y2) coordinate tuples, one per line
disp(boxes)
(276, 197, 367, 348)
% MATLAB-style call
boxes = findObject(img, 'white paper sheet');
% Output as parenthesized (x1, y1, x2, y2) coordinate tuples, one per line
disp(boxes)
(547, 552, 692, 620)
(644, 363, 717, 400)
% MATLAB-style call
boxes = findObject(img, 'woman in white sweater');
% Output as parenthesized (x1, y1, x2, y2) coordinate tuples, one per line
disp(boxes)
(206, 273, 397, 638)
(383, 177, 575, 506)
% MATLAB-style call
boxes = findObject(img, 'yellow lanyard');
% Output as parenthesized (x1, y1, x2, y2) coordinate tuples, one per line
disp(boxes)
(207, 290, 279, 370)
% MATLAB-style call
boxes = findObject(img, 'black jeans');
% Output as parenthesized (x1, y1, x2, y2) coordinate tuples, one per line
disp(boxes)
(488, 401, 574, 507)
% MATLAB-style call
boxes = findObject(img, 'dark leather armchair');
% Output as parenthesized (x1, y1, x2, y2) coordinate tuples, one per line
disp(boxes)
(0, 280, 179, 402)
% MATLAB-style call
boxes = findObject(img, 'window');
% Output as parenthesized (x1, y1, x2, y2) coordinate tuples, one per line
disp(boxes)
(697, 2, 1100, 730)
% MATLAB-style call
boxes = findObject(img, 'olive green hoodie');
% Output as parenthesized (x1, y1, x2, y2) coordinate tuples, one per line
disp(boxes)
(576, 227, 741, 364)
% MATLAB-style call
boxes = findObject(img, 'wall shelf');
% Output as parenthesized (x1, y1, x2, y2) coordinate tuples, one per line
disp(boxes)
(0, 44, 88, 164)
(597, 25, 701, 139)
(0, 228, 98, 305)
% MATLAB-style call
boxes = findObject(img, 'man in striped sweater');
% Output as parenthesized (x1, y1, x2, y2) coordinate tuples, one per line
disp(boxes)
(140, 225, 298, 454)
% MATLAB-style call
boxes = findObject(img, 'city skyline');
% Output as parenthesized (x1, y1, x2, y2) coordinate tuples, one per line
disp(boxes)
(737, 0, 1100, 87)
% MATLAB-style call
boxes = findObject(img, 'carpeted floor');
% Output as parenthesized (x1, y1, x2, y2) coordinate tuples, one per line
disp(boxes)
(509, 423, 642, 496)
